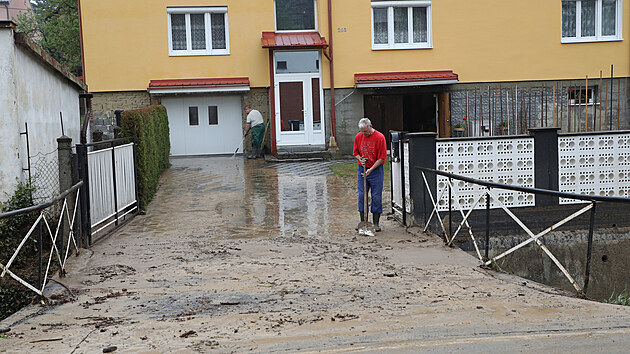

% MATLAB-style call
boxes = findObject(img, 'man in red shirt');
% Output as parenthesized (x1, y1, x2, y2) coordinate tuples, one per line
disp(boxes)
(353, 118, 387, 232)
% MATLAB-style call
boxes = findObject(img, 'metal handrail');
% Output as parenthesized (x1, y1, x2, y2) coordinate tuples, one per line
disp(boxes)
(415, 166, 630, 204)
(436, 133, 531, 143)
(81, 136, 133, 148)
(0, 181, 83, 297)
(0, 181, 83, 220)
(415, 165, 630, 296)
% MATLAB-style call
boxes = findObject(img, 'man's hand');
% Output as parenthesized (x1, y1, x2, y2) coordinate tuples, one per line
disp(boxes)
(356, 155, 368, 166)
(362, 158, 384, 177)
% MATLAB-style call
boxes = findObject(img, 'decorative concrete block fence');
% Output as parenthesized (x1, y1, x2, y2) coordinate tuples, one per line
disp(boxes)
(558, 133, 630, 204)
(390, 128, 630, 234)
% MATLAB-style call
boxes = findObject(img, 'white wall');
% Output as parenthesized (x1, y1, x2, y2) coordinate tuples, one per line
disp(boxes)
(0, 27, 22, 202)
(0, 26, 82, 203)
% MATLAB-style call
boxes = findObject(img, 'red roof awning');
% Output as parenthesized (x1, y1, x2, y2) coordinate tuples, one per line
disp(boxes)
(354, 70, 459, 88)
(261, 31, 328, 49)
(148, 77, 250, 93)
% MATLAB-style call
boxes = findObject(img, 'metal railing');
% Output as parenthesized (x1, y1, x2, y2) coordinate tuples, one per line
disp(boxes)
(416, 166, 630, 296)
(0, 181, 82, 297)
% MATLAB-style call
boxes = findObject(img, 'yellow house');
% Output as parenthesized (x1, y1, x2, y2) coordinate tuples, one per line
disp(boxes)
(79, 0, 630, 156)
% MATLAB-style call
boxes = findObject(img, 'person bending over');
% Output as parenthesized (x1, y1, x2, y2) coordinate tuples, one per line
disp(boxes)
(353, 117, 387, 232)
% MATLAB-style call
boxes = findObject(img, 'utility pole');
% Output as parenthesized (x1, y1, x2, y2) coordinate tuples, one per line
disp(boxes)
(610, 65, 614, 131)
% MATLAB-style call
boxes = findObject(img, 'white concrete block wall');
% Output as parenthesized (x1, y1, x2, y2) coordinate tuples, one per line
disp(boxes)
(0, 26, 81, 203)
(0, 27, 22, 202)
(436, 137, 536, 211)
(14, 44, 81, 153)
(559, 133, 630, 204)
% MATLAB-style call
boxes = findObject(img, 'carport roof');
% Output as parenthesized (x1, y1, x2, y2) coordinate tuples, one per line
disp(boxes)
(354, 70, 459, 88)
(148, 77, 250, 94)
(261, 31, 328, 49)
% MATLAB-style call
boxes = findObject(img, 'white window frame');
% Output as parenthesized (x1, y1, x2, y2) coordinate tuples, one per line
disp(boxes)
(371, 1, 432, 50)
(569, 86, 598, 106)
(274, 0, 318, 33)
(167, 7, 230, 56)
(561, 0, 623, 43)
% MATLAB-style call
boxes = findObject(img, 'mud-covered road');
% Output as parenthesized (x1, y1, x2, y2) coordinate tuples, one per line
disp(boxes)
(2, 157, 630, 352)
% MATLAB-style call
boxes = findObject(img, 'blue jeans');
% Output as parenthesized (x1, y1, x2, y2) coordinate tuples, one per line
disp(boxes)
(357, 164, 384, 213)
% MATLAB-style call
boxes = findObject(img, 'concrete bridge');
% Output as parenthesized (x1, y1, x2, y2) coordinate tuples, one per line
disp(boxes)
(2, 157, 630, 352)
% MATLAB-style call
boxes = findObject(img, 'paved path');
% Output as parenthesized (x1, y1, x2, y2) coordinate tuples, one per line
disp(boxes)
(2, 157, 630, 352)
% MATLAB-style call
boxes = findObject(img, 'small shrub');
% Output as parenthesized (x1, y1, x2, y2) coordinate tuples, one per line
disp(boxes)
(0, 181, 38, 320)
(120, 105, 171, 210)
(0, 181, 37, 266)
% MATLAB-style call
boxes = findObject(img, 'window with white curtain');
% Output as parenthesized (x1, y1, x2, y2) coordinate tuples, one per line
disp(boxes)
(371, 1, 431, 50)
(561, 0, 622, 43)
(167, 7, 229, 56)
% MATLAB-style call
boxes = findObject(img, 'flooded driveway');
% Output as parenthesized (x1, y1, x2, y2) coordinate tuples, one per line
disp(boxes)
(2, 157, 630, 352)
(150, 157, 363, 240)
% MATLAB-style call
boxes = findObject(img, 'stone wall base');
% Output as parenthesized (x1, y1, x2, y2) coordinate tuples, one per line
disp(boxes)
(91, 91, 151, 139)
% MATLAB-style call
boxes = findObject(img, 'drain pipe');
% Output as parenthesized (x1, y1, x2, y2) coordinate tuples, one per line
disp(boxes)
(269, 50, 277, 155)
(327, 0, 339, 151)
(77, 0, 90, 145)
(77, 0, 86, 82)
(336, 88, 356, 107)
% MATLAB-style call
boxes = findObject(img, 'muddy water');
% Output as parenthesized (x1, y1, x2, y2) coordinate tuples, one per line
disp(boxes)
(159, 157, 363, 239)
(2, 157, 630, 352)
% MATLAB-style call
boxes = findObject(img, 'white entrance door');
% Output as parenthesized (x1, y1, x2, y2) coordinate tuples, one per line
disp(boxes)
(274, 51, 325, 146)
(163, 95, 242, 155)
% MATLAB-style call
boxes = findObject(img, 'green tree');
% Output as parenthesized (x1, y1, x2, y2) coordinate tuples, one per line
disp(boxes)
(14, 0, 81, 75)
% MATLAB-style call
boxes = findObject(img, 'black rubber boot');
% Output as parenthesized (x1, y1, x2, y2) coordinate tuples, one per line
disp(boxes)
(355, 212, 364, 231)
(256, 145, 264, 158)
(373, 213, 382, 232)
(247, 146, 258, 159)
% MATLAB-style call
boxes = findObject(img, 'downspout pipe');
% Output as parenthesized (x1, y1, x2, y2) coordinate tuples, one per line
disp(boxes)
(77, 0, 90, 144)
(77, 0, 86, 82)
(327, 0, 339, 151)
(269, 50, 277, 155)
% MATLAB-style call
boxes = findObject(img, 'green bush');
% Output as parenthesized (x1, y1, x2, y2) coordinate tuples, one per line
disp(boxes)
(120, 105, 171, 210)
(0, 181, 38, 320)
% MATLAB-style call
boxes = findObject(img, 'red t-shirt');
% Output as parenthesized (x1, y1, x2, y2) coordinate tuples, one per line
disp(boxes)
(353, 129, 387, 169)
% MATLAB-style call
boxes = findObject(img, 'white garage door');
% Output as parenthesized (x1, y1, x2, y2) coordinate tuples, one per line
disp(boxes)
(162, 95, 242, 156)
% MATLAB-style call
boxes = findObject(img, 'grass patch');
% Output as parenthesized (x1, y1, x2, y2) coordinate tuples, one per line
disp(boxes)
(603, 286, 630, 306)
(329, 162, 357, 178)
(329, 161, 391, 189)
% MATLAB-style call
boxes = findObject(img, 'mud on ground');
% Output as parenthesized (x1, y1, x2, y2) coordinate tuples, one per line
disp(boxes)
(2, 157, 630, 352)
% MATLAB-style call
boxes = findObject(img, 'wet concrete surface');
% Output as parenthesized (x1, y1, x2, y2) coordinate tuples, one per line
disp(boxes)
(3, 157, 630, 352)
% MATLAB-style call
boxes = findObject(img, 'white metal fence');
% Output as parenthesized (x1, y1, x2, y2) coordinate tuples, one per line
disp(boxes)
(0, 183, 82, 297)
(114, 144, 137, 211)
(87, 143, 137, 235)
